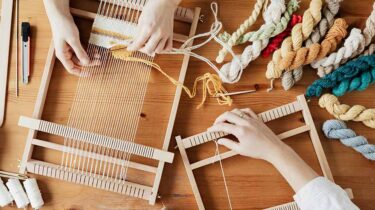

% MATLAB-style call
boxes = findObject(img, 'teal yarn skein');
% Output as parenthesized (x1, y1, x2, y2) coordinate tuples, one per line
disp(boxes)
(306, 54, 375, 98)
(332, 67, 375, 96)
(323, 119, 375, 161)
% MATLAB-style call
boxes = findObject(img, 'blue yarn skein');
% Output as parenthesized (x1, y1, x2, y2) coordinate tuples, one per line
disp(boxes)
(323, 119, 375, 161)
(332, 67, 375, 96)
(306, 55, 375, 98)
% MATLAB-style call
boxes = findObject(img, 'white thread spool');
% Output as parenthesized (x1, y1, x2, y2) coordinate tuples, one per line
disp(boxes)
(23, 178, 44, 209)
(0, 178, 13, 207)
(6, 178, 30, 208)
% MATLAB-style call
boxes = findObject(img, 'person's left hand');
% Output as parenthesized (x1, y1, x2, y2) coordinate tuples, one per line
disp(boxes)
(127, 0, 180, 55)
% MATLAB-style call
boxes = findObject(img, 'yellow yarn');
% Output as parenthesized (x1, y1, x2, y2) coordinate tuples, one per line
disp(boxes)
(92, 27, 132, 40)
(319, 94, 375, 129)
(110, 46, 232, 109)
(266, 0, 322, 81)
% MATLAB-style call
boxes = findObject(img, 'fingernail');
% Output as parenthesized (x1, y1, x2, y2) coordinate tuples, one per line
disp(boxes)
(217, 139, 223, 144)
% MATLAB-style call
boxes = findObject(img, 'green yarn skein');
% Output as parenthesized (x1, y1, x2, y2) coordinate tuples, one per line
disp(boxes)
(219, 0, 299, 44)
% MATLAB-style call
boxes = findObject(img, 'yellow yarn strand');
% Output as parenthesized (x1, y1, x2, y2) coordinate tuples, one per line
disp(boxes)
(110, 46, 232, 109)
(319, 94, 375, 129)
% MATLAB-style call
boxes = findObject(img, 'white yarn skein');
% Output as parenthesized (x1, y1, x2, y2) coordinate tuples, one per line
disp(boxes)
(24, 178, 44, 209)
(311, 28, 365, 76)
(0, 178, 13, 207)
(219, 0, 286, 83)
(6, 178, 30, 208)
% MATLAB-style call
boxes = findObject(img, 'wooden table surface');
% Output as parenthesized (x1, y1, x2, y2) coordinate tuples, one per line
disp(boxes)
(1, 0, 374, 209)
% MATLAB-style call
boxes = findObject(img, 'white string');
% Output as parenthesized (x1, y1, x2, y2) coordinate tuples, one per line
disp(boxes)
(212, 141, 233, 210)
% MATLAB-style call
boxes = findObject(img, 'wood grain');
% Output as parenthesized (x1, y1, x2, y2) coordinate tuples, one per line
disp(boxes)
(0, 0, 374, 209)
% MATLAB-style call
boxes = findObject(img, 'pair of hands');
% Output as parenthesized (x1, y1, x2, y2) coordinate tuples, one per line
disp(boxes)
(44, 0, 178, 76)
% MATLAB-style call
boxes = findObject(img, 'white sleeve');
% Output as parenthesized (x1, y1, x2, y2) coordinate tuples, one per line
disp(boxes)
(293, 177, 359, 210)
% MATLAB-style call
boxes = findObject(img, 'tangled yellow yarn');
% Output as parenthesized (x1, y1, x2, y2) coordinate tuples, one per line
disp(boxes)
(266, 0, 322, 81)
(319, 94, 375, 129)
(111, 46, 232, 109)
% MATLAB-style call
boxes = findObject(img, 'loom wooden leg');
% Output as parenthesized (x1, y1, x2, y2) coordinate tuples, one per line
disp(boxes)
(176, 136, 205, 210)
(19, 41, 55, 174)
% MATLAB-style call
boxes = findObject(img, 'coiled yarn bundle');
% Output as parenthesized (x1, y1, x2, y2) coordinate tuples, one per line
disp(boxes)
(312, 3, 375, 75)
(306, 55, 375, 97)
(215, 0, 268, 63)
(262, 15, 302, 57)
(323, 120, 375, 160)
(332, 67, 375, 96)
(319, 94, 375, 129)
(281, 0, 344, 90)
(265, 0, 323, 82)
(218, 0, 293, 83)
(219, 0, 299, 45)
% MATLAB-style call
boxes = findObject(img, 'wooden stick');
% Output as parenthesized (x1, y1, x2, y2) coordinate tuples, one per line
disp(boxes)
(26, 160, 153, 200)
(176, 136, 205, 210)
(19, 116, 174, 163)
(149, 7, 201, 205)
(0, 0, 14, 127)
(69, 8, 189, 43)
(31, 138, 158, 173)
(19, 41, 55, 174)
(298, 95, 334, 181)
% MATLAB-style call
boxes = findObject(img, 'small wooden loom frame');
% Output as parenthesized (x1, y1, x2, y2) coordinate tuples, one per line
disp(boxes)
(18, 2, 201, 205)
(176, 95, 354, 209)
(0, 0, 14, 127)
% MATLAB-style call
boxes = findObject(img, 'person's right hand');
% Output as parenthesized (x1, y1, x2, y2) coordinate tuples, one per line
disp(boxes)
(207, 108, 287, 162)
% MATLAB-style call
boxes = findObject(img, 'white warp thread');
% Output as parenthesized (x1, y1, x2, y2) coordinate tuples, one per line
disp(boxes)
(0, 178, 13, 207)
(218, 0, 286, 83)
(6, 179, 29, 208)
(24, 178, 44, 209)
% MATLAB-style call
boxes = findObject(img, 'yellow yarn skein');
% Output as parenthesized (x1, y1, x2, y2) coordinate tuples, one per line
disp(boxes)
(319, 94, 375, 129)
(266, 0, 322, 83)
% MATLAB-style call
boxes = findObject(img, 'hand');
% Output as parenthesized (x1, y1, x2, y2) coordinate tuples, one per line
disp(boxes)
(207, 108, 287, 162)
(127, 0, 180, 55)
(44, 0, 90, 76)
(208, 108, 319, 192)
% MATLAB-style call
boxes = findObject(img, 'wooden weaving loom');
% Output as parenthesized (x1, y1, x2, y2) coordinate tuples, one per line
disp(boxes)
(0, 0, 14, 127)
(18, 0, 200, 205)
(176, 95, 354, 209)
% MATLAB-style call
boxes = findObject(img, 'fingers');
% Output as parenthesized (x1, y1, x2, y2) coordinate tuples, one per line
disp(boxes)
(155, 38, 168, 54)
(165, 37, 173, 52)
(142, 33, 162, 55)
(67, 38, 90, 65)
(55, 41, 82, 76)
(241, 108, 259, 120)
(217, 138, 240, 152)
(127, 27, 152, 52)
(214, 110, 249, 126)
(208, 122, 240, 136)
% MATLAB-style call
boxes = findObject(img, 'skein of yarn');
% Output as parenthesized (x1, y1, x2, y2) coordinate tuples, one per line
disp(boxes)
(332, 67, 375, 96)
(219, 0, 299, 45)
(318, 94, 375, 129)
(306, 54, 375, 97)
(281, 0, 344, 89)
(262, 14, 302, 57)
(323, 119, 375, 160)
(312, 3, 375, 74)
(215, 0, 268, 63)
(6, 178, 30, 208)
(265, 0, 323, 85)
(0, 178, 13, 207)
(218, 0, 291, 83)
(24, 178, 44, 209)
